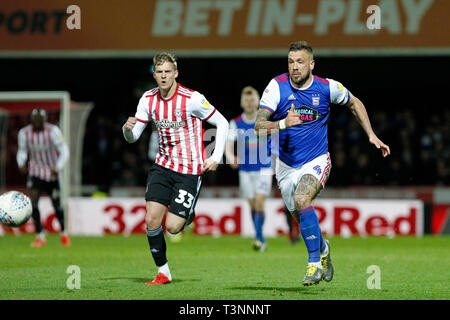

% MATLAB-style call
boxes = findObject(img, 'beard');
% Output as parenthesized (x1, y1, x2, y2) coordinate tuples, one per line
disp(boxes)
(290, 69, 312, 87)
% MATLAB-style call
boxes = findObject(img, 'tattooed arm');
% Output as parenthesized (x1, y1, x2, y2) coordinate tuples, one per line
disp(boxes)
(254, 104, 302, 136)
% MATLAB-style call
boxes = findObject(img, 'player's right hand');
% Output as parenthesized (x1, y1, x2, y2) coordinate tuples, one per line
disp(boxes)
(230, 157, 239, 169)
(124, 117, 137, 131)
(202, 158, 219, 174)
(286, 104, 302, 128)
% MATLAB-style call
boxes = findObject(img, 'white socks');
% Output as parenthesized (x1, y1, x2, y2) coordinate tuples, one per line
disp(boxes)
(309, 262, 323, 269)
(158, 262, 172, 281)
(320, 242, 329, 258)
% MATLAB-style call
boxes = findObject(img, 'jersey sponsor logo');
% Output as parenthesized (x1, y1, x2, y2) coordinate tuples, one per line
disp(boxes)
(154, 119, 186, 129)
(29, 145, 50, 152)
(288, 94, 295, 100)
(292, 105, 320, 124)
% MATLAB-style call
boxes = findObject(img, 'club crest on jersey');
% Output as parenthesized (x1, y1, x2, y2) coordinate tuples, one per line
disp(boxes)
(154, 119, 186, 129)
(293, 105, 320, 124)
(312, 94, 320, 106)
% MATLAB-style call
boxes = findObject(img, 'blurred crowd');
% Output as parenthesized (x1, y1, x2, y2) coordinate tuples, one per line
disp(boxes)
(82, 106, 450, 190)
(328, 107, 449, 186)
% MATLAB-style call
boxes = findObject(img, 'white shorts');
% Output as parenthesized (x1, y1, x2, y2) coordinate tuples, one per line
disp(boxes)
(239, 168, 273, 199)
(275, 153, 331, 212)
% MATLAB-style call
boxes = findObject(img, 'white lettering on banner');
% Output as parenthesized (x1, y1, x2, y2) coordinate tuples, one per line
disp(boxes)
(345, 0, 370, 35)
(315, 0, 346, 35)
(261, 0, 297, 35)
(151, 0, 435, 37)
(380, 0, 402, 34)
(184, 0, 212, 36)
(0, 198, 423, 237)
(246, 0, 262, 35)
(216, 0, 243, 36)
(152, 0, 183, 36)
(401, 0, 434, 33)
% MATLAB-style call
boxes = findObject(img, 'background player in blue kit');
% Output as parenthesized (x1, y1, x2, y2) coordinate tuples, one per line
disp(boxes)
(255, 41, 390, 286)
(226, 86, 273, 252)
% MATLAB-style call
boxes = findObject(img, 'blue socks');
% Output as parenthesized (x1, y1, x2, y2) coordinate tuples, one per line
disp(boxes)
(253, 211, 265, 243)
(298, 206, 325, 263)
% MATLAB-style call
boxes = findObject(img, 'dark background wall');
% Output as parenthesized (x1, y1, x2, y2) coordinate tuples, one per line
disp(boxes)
(1, 56, 449, 189)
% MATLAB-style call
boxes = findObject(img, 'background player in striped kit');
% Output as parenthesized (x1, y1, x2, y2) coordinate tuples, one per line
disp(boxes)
(16, 108, 70, 247)
(255, 41, 390, 286)
(123, 52, 229, 285)
(225, 86, 273, 252)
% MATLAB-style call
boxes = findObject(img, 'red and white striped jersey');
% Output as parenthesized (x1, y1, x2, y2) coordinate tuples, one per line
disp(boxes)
(17, 123, 69, 182)
(135, 83, 216, 175)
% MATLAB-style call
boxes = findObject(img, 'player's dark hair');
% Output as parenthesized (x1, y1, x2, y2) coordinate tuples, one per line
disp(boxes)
(153, 52, 178, 70)
(31, 108, 46, 121)
(288, 41, 313, 59)
(241, 86, 259, 99)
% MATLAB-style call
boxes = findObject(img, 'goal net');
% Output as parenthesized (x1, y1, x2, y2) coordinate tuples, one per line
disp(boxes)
(0, 91, 93, 233)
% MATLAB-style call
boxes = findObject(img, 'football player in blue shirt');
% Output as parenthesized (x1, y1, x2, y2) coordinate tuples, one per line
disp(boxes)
(255, 41, 390, 286)
(226, 86, 273, 252)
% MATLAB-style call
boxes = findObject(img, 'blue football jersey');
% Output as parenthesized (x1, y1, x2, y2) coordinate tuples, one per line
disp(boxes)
(260, 73, 350, 168)
(228, 113, 272, 172)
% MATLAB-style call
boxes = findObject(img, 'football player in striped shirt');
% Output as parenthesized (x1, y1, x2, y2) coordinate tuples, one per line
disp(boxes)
(255, 41, 390, 286)
(17, 108, 70, 247)
(123, 52, 229, 285)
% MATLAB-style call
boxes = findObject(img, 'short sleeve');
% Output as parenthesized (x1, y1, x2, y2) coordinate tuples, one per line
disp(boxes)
(259, 79, 280, 113)
(135, 96, 150, 123)
(227, 120, 238, 142)
(50, 126, 66, 147)
(189, 91, 216, 120)
(328, 79, 350, 105)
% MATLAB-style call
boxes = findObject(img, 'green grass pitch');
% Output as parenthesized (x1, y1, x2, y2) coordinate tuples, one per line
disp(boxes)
(0, 233, 448, 300)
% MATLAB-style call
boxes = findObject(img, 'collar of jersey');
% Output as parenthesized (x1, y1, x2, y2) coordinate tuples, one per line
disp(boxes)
(289, 75, 314, 91)
(158, 83, 179, 101)
(241, 113, 256, 124)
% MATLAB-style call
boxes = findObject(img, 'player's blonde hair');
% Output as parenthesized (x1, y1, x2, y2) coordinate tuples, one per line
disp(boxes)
(153, 52, 178, 70)
(240, 86, 260, 105)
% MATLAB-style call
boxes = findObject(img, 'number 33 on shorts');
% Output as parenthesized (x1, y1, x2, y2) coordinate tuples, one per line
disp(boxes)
(174, 189, 194, 208)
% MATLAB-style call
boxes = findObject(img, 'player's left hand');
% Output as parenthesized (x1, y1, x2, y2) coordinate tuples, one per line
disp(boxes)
(369, 134, 390, 157)
(202, 158, 219, 174)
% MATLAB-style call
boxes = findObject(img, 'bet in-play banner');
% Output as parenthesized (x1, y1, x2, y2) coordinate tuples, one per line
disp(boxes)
(0, 197, 423, 237)
(0, 0, 449, 56)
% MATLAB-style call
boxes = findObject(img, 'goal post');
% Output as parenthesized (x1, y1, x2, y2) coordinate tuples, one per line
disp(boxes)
(0, 91, 92, 230)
